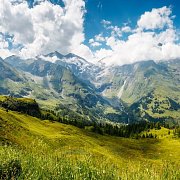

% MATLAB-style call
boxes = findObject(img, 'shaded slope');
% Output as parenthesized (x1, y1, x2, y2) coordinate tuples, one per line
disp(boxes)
(97, 60, 180, 104)
(4, 57, 126, 123)
(0, 58, 26, 96)
(3, 54, 180, 123)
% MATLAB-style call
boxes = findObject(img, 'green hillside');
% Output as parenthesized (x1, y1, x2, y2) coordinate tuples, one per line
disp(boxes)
(0, 96, 41, 118)
(0, 107, 180, 179)
(3, 57, 126, 123)
(99, 60, 180, 105)
(96, 60, 180, 123)
(130, 90, 180, 124)
(2, 56, 180, 124)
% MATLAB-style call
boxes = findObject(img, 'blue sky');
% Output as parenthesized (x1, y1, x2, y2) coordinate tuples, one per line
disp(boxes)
(0, 0, 180, 65)
(27, 0, 180, 43)
(85, 0, 180, 41)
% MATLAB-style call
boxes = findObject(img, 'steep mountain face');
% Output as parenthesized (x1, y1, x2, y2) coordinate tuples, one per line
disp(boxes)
(95, 60, 180, 104)
(94, 59, 180, 123)
(41, 51, 101, 84)
(2, 53, 180, 124)
(0, 58, 23, 82)
(0, 58, 27, 96)
(4, 55, 126, 123)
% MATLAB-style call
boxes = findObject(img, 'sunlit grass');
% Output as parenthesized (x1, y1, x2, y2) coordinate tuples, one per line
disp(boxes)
(0, 108, 180, 179)
(1, 144, 179, 180)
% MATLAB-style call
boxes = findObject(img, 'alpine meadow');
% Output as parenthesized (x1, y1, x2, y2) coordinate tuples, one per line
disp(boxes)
(0, 0, 180, 179)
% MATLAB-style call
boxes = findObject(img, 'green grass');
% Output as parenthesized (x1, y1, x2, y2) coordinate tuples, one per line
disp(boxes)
(0, 108, 180, 179)
(145, 92, 180, 119)
(133, 90, 180, 123)
(0, 95, 35, 104)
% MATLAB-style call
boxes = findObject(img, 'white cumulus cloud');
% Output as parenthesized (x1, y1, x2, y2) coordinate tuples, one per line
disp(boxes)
(92, 6, 180, 66)
(0, 3, 180, 65)
(137, 6, 173, 30)
(0, 0, 92, 60)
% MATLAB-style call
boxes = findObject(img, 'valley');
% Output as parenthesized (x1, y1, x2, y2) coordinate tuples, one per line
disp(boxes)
(0, 54, 180, 124)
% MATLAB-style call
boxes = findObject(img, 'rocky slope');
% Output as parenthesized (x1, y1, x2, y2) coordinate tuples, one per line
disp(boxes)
(2, 53, 180, 124)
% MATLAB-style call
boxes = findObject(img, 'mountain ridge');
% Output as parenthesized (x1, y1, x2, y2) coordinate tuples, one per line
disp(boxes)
(3, 54, 128, 123)
(1, 53, 180, 124)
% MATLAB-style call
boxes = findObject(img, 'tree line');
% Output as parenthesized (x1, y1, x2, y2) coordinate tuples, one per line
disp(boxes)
(2, 96, 179, 139)
(40, 109, 172, 138)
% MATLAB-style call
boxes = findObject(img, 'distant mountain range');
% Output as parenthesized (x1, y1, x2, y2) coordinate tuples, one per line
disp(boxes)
(0, 52, 180, 124)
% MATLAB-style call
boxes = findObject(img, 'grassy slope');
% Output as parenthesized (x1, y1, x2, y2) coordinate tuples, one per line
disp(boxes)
(131, 90, 180, 123)
(0, 108, 180, 179)
(145, 92, 180, 120)
(100, 61, 180, 109)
